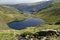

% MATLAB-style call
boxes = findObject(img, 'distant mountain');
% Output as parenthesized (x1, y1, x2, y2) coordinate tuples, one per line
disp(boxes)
(34, 1, 60, 24)
(7, 1, 53, 14)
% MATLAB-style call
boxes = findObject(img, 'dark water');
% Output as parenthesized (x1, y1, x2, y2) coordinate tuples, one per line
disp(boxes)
(8, 18, 44, 30)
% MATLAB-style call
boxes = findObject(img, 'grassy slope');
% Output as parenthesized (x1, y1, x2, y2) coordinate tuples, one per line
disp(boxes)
(0, 5, 29, 30)
(34, 1, 60, 24)
(0, 25, 60, 40)
(54, 0, 60, 3)
(0, 1, 60, 40)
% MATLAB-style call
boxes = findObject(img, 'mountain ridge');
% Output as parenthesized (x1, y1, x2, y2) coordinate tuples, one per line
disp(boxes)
(7, 1, 53, 14)
(34, 1, 60, 24)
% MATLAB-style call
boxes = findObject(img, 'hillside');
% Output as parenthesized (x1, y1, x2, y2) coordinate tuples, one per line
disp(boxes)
(34, 1, 60, 24)
(0, 5, 29, 30)
(54, 0, 60, 3)
(8, 1, 52, 14)
(0, 0, 60, 40)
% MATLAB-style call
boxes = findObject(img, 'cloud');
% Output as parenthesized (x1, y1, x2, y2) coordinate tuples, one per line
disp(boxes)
(0, 0, 50, 4)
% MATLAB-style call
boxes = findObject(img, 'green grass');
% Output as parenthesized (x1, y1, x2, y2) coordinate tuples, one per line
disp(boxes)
(0, 1, 60, 40)
(34, 2, 60, 24)
(0, 5, 29, 30)
(0, 25, 60, 40)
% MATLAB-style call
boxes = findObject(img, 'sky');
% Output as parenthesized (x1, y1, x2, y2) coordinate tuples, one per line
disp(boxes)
(0, 0, 50, 4)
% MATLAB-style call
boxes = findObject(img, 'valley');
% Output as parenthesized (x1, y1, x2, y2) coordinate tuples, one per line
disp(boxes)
(0, 0, 60, 40)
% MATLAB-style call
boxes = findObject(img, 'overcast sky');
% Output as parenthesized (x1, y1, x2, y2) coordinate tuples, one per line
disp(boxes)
(0, 0, 50, 4)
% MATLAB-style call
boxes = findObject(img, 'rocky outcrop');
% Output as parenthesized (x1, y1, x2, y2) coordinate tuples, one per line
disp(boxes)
(55, 21, 60, 25)
(35, 29, 60, 37)
(16, 29, 60, 40)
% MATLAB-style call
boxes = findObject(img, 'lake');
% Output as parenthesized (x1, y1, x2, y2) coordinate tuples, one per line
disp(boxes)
(8, 1, 53, 30)
(8, 18, 44, 30)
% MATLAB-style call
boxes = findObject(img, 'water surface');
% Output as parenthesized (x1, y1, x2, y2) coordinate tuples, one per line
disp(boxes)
(8, 18, 44, 30)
